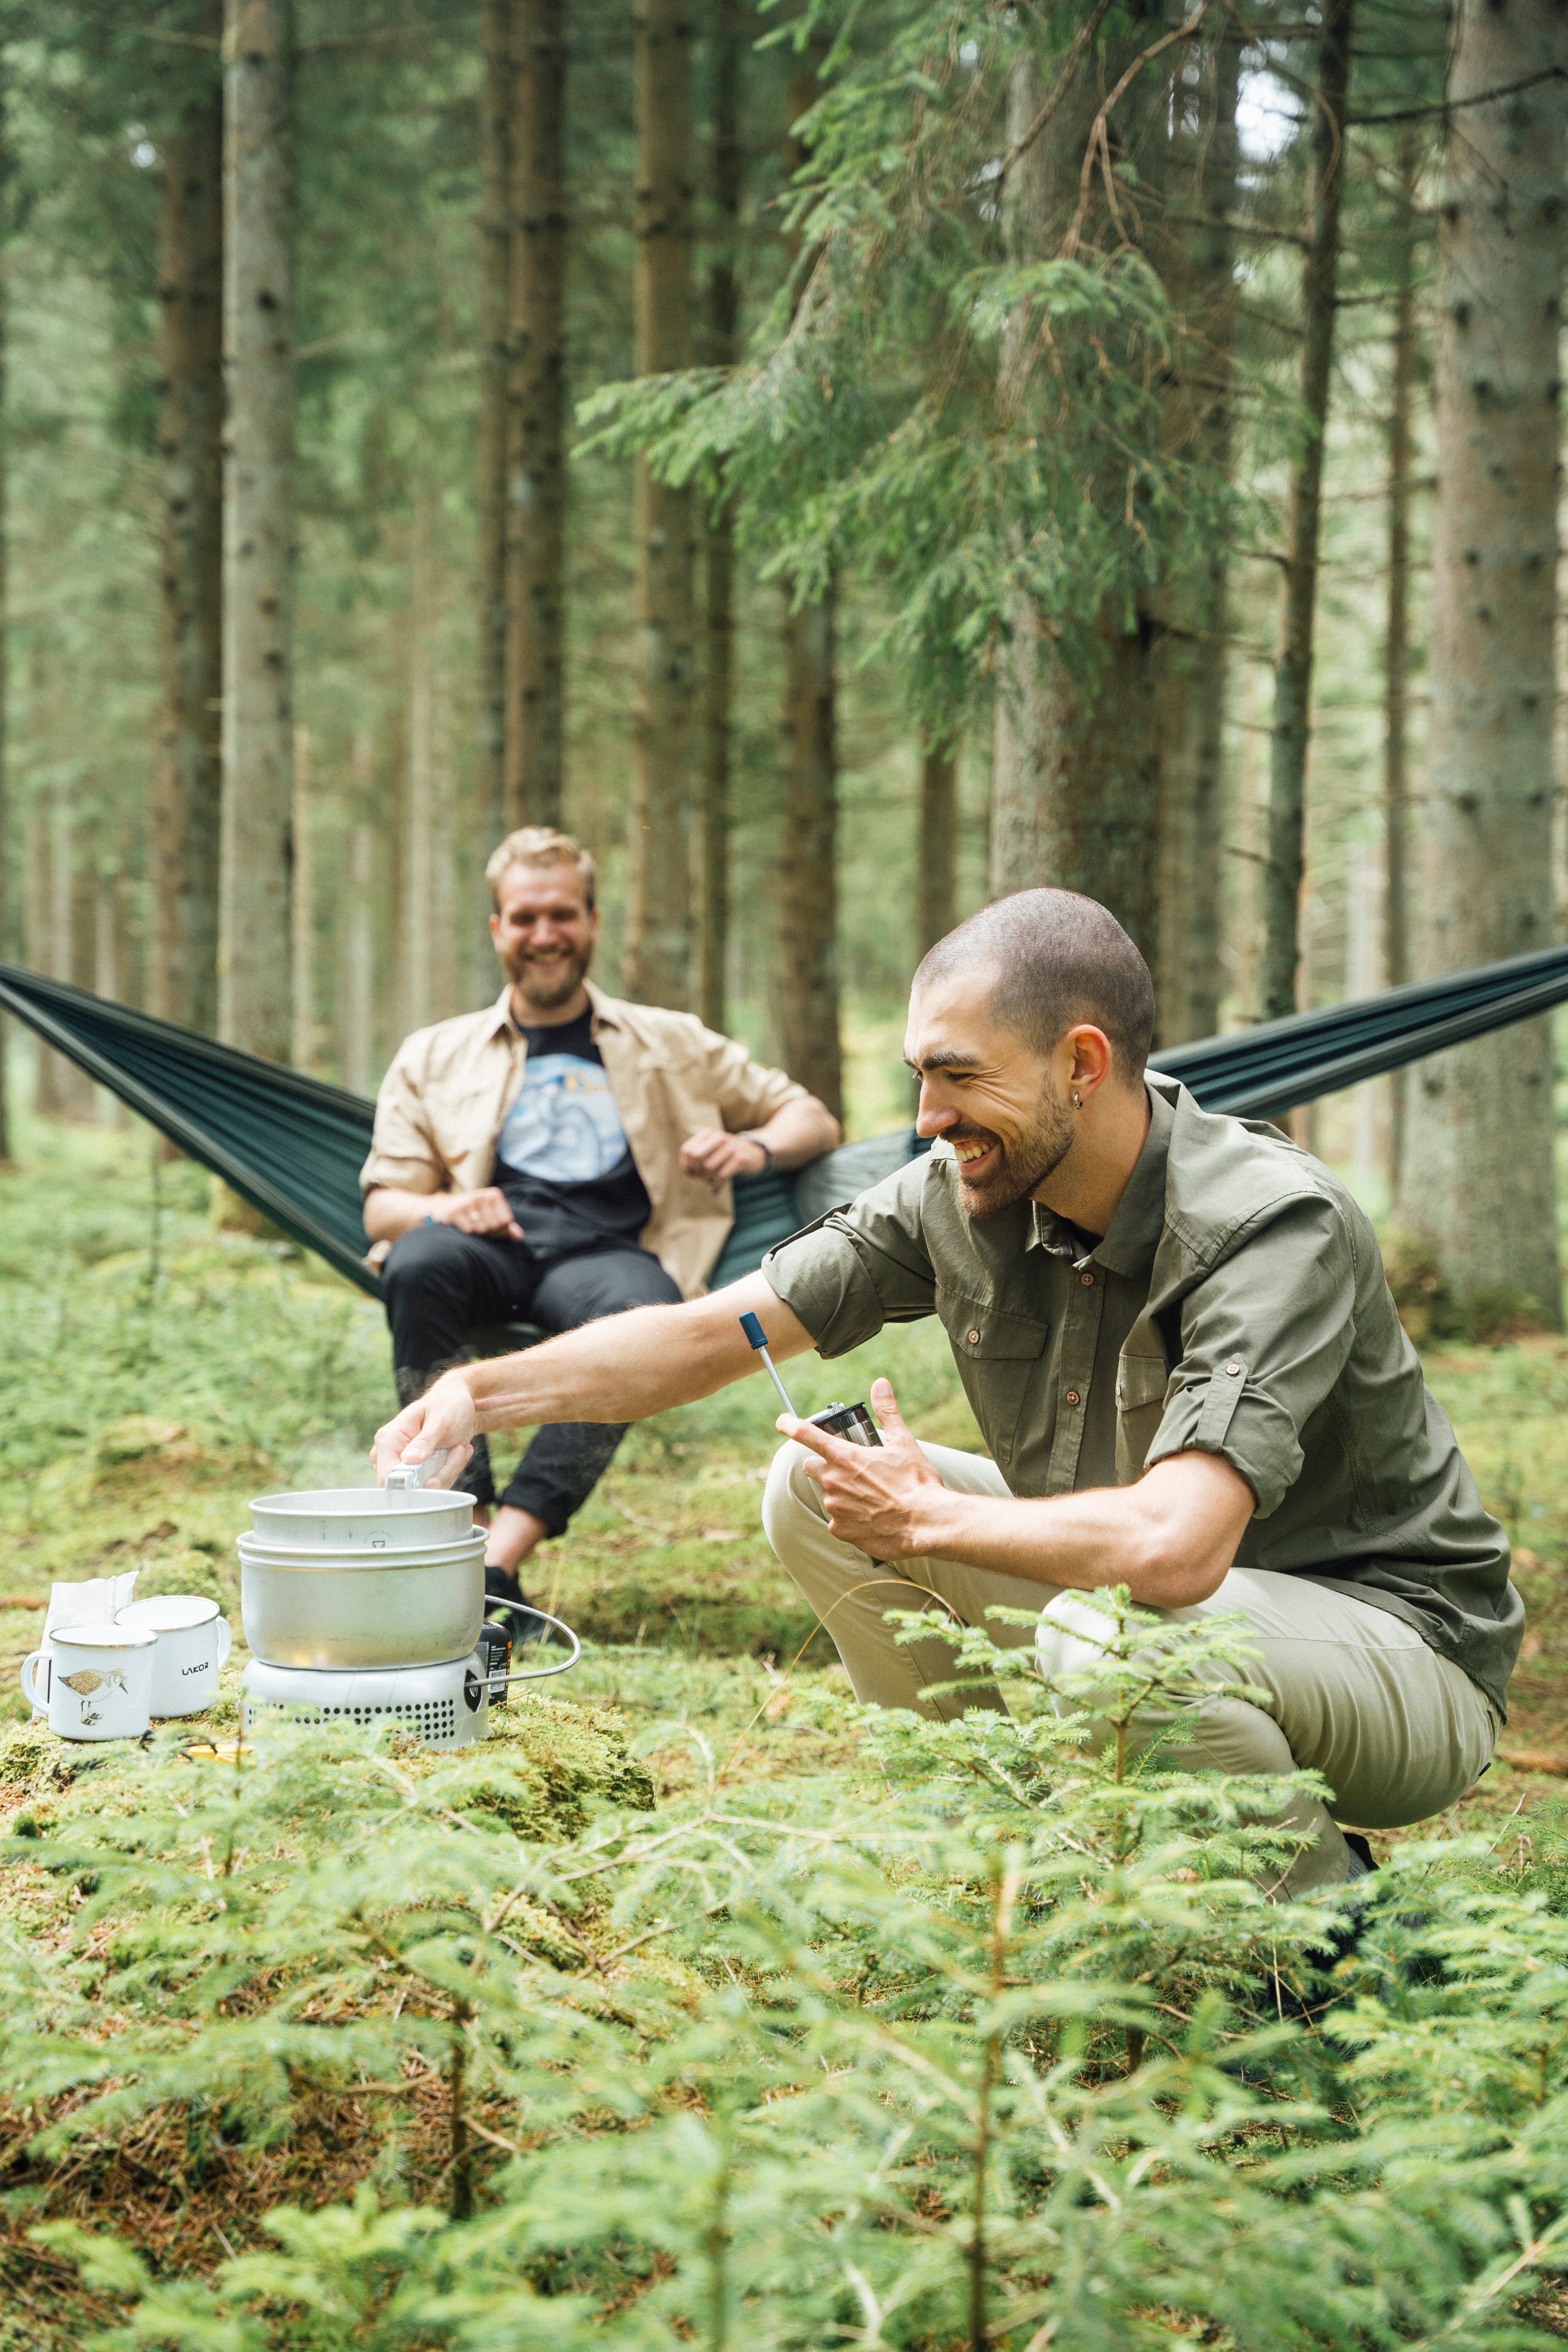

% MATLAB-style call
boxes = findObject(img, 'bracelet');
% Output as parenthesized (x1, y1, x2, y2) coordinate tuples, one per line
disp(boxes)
(739, 1133, 775, 1172)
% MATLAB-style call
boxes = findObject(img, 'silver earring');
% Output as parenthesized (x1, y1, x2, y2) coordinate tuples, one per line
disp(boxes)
(1073, 1092, 1082, 1109)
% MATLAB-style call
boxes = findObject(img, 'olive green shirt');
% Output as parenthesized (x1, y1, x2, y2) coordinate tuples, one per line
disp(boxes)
(763, 1076, 1520, 1717)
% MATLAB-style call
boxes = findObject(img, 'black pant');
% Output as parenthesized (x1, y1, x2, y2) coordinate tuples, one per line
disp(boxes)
(381, 1224, 681, 1533)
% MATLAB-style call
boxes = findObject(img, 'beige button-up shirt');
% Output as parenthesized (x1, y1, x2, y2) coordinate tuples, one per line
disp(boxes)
(361, 981, 807, 1298)
(764, 1076, 1521, 1716)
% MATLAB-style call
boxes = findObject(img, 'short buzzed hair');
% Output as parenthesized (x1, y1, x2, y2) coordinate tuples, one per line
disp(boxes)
(485, 826, 597, 913)
(915, 889, 1155, 1082)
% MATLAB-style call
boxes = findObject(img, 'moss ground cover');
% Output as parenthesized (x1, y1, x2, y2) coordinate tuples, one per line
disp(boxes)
(3, 1118, 1568, 2345)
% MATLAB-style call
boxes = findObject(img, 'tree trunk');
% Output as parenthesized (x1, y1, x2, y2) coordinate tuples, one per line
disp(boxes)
(1401, 0, 1566, 1326)
(505, 0, 567, 828)
(405, 521, 436, 1038)
(46, 786, 89, 1118)
(477, 0, 513, 848)
(290, 722, 313, 1070)
(623, 0, 694, 1007)
(780, 592, 842, 1118)
(151, 25, 223, 1036)
(93, 867, 125, 1128)
(696, 0, 742, 1034)
(0, 87, 9, 1160)
(989, 16, 1165, 967)
(343, 818, 374, 1097)
(1384, 126, 1418, 1184)
(1259, 0, 1354, 1024)
(918, 744, 958, 956)
(219, 0, 295, 1063)
(1154, 25, 1240, 1045)
(772, 47, 842, 1106)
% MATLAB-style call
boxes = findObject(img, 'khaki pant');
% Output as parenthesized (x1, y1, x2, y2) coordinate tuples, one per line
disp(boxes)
(762, 1439, 1500, 1895)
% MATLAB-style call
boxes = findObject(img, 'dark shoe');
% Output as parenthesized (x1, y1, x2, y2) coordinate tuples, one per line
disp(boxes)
(484, 1563, 550, 1646)
(1343, 1831, 1377, 1879)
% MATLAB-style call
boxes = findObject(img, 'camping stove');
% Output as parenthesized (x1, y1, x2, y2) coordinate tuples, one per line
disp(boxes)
(238, 1607, 581, 1751)
(235, 1457, 582, 1750)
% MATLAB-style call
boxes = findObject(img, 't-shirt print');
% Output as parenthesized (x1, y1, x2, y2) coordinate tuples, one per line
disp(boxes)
(495, 1053, 632, 1186)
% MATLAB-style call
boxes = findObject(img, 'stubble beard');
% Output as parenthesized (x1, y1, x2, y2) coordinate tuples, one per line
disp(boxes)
(951, 1081, 1077, 1219)
(505, 938, 593, 1013)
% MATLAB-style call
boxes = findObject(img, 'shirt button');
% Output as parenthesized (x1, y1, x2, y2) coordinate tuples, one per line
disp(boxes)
(1225, 1361, 1242, 1377)
(967, 1328, 981, 1346)
(1080, 1271, 1094, 1286)
(1065, 1389, 1081, 1406)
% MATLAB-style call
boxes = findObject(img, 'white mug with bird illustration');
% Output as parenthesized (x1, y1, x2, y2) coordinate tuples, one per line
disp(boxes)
(19, 1620, 157, 1741)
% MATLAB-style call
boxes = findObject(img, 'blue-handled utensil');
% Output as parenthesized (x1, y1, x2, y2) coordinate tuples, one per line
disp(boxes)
(739, 1312, 884, 1450)
(739, 1310, 800, 1418)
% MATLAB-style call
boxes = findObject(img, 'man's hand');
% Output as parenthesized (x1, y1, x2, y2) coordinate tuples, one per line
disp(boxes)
(680, 1129, 770, 1190)
(777, 1378, 947, 1557)
(426, 1187, 524, 1241)
(371, 1370, 480, 1489)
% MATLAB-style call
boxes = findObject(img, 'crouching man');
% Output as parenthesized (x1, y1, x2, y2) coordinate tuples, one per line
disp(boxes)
(361, 824, 840, 1613)
(372, 887, 1517, 1896)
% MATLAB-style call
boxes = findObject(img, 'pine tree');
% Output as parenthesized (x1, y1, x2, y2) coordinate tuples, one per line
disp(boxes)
(623, 0, 695, 1008)
(1401, 0, 1566, 1325)
(1260, 0, 1355, 1025)
(1154, 26, 1240, 1047)
(918, 742, 958, 956)
(695, 0, 742, 1035)
(218, 0, 295, 1063)
(477, 0, 514, 849)
(505, 0, 568, 829)
(778, 43, 841, 1114)
(990, 4, 1182, 967)
(151, 7, 224, 1038)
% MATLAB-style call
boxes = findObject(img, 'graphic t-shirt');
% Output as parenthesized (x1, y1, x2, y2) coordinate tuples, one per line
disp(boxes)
(492, 1006, 652, 1261)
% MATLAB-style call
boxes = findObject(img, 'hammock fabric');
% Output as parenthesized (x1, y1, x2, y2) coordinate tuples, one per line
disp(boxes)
(4, 938, 1567, 1298)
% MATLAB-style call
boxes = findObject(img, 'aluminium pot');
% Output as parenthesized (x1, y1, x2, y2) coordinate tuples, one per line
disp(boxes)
(237, 1529, 487, 1671)
(248, 1485, 476, 1553)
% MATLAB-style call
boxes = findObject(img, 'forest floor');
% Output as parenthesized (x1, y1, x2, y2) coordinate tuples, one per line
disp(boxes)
(0, 1112, 1564, 1835)
(3, 1114, 1568, 2342)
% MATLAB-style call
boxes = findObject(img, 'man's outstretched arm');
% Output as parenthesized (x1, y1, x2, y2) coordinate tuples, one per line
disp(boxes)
(370, 1272, 814, 1485)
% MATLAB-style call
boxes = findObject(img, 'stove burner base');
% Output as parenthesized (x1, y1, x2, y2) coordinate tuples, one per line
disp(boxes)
(240, 1652, 491, 1749)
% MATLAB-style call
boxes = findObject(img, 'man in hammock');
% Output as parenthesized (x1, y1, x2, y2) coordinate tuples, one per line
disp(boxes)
(361, 825, 840, 1615)
(372, 887, 1517, 1897)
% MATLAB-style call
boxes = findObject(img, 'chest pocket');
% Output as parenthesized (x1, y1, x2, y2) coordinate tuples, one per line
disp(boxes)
(936, 1291, 1050, 1469)
(1115, 1350, 1172, 1485)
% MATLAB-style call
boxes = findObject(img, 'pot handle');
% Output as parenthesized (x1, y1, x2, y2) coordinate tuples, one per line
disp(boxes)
(19, 1650, 47, 1710)
(485, 1601, 582, 1683)
(385, 1447, 450, 1500)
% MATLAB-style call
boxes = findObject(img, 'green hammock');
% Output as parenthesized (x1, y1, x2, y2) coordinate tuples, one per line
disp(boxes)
(2, 940, 1566, 1297)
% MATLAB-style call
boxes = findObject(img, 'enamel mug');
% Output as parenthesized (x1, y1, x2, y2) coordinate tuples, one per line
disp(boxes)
(115, 1595, 234, 1717)
(20, 1620, 157, 1742)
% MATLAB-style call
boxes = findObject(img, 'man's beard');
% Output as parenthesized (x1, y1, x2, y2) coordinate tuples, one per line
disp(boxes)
(503, 937, 593, 1012)
(950, 1082, 1076, 1218)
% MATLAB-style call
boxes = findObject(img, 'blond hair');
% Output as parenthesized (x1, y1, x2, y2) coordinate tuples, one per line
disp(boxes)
(485, 826, 597, 913)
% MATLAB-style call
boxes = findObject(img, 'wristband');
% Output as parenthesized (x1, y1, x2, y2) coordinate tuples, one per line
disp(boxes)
(739, 1133, 775, 1172)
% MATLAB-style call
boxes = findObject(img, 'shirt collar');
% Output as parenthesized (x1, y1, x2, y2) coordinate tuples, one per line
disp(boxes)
(486, 976, 620, 1041)
(1025, 1082, 1174, 1279)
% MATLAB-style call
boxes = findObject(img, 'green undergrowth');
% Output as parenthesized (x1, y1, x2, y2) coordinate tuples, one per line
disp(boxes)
(4, 1119, 1568, 2337)
(3, 1594, 1568, 2347)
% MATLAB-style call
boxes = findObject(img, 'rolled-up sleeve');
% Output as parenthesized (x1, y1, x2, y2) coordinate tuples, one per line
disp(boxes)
(762, 1161, 938, 1356)
(359, 1041, 444, 1198)
(1144, 1192, 1359, 1517)
(699, 1028, 808, 1131)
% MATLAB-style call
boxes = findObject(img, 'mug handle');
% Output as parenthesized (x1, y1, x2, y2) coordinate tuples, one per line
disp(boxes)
(214, 1617, 234, 1670)
(19, 1650, 47, 1709)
